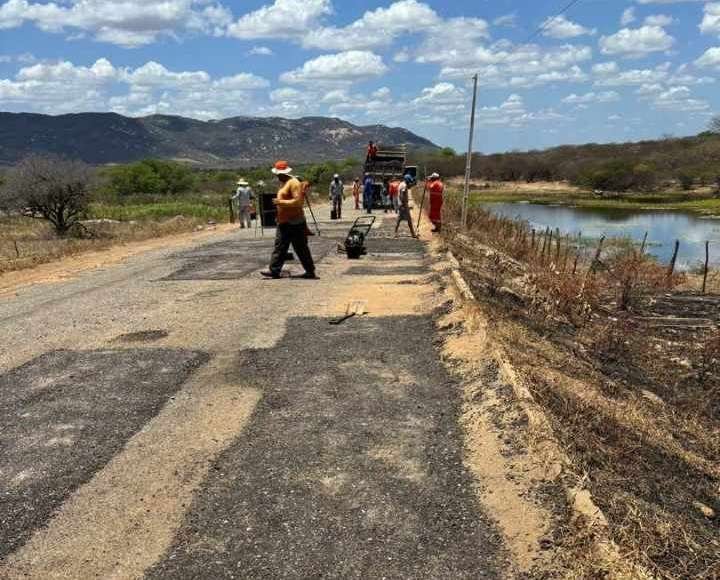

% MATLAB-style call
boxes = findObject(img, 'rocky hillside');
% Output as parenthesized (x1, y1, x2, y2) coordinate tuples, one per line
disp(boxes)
(0, 112, 438, 166)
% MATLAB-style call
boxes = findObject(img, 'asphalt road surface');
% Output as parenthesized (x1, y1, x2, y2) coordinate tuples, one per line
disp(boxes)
(0, 208, 507, 579)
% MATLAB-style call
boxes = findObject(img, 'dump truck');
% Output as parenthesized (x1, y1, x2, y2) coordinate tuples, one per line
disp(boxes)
(364, 144, 418, 209)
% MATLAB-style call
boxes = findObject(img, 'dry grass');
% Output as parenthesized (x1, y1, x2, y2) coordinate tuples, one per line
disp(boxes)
(0, 216, 205, 274)
(441, 195, 720, 579)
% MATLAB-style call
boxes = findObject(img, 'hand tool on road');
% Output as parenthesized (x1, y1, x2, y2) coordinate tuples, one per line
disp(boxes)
(329, 300, 368, 325)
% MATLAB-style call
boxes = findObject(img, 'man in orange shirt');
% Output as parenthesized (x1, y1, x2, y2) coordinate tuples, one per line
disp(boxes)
(261, 160, 317, 280)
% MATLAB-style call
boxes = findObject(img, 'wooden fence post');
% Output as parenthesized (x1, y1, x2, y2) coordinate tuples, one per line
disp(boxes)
(588, 236, 606, 276)
(666, 239, 680, 280)
(639, 231, 648, 256)
(14, 240, 20, 259)
(228, 199, 235, 224)
(555, 228, 561, 264)
(702, 241, 710, 295)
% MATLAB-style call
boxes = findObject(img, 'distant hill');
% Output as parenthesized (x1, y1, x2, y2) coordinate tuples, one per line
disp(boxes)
(0, 112, 438, 166)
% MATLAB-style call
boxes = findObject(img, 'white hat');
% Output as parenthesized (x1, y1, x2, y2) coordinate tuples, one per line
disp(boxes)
(237, 178, 249, 186)
(333, 174, 340, 179)
(429, 172, 440, 179)
(271, 160, 293, 175)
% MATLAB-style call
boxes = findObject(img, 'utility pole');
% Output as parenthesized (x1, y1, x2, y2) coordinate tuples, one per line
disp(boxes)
(461, 74, 478, 229)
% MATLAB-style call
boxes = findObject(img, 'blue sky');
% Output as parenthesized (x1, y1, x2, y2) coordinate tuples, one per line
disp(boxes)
(1, 0, 719, 152)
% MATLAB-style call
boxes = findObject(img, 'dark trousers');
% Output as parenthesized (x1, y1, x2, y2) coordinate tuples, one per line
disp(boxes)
(332, 197, 342, 219)
(269, 222, 315, 275)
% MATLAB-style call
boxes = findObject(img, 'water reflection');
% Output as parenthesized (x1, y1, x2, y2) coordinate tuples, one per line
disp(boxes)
(481, 202, 720, 270)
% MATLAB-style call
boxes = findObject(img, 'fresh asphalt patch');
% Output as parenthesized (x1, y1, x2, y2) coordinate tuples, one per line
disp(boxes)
(147, 315, 506, 579)
(0, 348, 208, 558)
(163, 237, 337, 281)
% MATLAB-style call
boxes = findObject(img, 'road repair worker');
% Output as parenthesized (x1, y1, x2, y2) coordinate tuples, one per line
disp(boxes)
(363, 173, 374, 214)
(232, 178, 254, 229)
(428, 172, 444, 233)
(388, 178, 401, 213)
(261, 160, 317, 280)
(329, 173, 344, 219)
(395, 174, 418, 238)
(366, 141, 378, 163)
(352, 177, 361, 210)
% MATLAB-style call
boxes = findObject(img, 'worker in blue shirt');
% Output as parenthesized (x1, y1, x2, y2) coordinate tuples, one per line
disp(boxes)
(363, 173, 374, 214)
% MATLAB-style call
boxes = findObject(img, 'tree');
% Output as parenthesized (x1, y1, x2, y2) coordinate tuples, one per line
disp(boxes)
(1, 155, 93, 236)
(678, 172, 694, 191)
(709, 115, 720, 134)
(105, 159, 195, 196)
(440, 147, 457, 157)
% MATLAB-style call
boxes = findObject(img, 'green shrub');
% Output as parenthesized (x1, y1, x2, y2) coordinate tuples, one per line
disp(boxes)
(104, 159, 195, 196)
(678, 173, 694, 191)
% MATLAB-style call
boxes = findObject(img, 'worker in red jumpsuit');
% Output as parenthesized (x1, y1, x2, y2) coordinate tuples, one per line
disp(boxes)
(366, 141, 378, 163)
(428, 172, 444, 233)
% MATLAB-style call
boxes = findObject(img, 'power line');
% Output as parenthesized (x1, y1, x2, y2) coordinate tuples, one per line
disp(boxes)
(521, 0, 586, 45)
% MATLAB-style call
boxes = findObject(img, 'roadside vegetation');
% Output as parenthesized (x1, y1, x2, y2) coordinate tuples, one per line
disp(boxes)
(0, 154, 361, 273)
(411, 117, 720, 215)
(439, 191, 720, 579)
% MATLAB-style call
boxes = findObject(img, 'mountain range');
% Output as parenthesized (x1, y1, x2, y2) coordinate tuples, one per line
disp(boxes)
(0, 112, 438, 166)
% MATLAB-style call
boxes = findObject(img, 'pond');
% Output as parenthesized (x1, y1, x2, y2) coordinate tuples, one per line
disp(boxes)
(480, 202, 720, 270)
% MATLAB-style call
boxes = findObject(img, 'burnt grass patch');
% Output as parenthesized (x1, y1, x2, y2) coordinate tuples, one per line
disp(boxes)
(0, 348, 209, 558)
(450, 237, 720, 578)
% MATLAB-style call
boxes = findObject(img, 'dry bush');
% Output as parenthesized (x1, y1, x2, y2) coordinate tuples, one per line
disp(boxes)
(605, 250, 674, 311)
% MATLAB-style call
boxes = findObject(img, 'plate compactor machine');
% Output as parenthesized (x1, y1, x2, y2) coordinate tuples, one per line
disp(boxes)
(344, 215, 375, 259)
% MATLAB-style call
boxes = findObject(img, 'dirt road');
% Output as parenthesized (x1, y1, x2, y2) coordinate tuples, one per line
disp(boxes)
(0, 209, 509, 578)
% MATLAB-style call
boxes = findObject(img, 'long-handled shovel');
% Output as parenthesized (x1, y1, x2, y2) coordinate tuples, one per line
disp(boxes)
(416, 165, 428, 231)
(329, 300, 368, 325)
(305, 195, 322, 236)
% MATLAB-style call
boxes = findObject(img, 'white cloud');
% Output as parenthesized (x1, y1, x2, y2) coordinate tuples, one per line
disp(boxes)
(248, 46, 274, 56)
(562, 91, 620, 104)
(435, 42, 592, 89)
(227, 0, 331, 40)
(280, 51, 388, 85)
(600, 25, 674, 58)
(0, 0, 232, 47)
(0, 57, 269, 118)
(700, 3, 720, 36)
(652, 86, 710, 112)
(695, 46, 720, 68)
(644, 14, 674, 27)
(541, 15, 596, 39)
(594, 63, 671, 86)
(493, 13, 516, 28)
(621, 7, 636, 26)
(302, 0, 440, 50)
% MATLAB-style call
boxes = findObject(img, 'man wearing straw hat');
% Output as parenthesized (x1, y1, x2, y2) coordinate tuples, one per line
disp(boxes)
(261, 160, 318, 280)
(232, 177, 254, 229)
